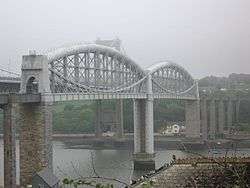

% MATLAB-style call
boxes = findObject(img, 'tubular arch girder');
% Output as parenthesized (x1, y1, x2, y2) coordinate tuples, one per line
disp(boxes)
(46, 44, 198, 99)
(146, 61, 197, 98)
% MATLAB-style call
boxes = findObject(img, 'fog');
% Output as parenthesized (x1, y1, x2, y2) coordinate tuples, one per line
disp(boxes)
(1, 0, 250, 78)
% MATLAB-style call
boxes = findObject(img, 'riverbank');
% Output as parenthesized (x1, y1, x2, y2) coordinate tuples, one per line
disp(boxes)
(1, 133, 250, 150)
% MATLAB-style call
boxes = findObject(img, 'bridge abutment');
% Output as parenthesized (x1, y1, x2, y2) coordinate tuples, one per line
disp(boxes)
(226, 100, 233, 130)
(209, 100, 216, 139)
(115, 99, 124, 139)
(200, 99, 208, 140)
(200, 97, 242, 139)
(218, 100, 225, 136)
(235, 100, 240, 124)
(133, 99, 155, 170)
(95, 100, 103, 138)
(19, 102, 53, 187)
(185, 100, 201, 138)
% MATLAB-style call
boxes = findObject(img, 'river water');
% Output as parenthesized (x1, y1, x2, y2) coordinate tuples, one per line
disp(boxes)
(1, 139, 250, 187)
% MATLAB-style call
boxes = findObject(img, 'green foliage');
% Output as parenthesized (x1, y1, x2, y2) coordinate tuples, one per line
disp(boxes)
(0, 98, 249, 134)
(154, 99, 185, 131)
(53, 101, 95, 133)
(62, 178, 114, 188)
(140, 180, 154, 188)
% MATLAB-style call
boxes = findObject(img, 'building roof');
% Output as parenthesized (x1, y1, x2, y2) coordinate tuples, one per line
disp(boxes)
(35, 168, 60, 187)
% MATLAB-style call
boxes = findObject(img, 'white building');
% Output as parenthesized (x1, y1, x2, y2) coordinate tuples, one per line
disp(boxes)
(162, 124, 180, 136)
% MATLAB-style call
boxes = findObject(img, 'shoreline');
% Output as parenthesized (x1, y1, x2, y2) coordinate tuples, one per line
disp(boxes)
(1, 133, 250, 150)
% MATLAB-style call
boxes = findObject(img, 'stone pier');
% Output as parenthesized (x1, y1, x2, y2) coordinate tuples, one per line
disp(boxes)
(227, 100, 233, 130)
(19, 53, 53, 187)
(19, 102, 53, 186)
(218, 100, 225, 136)
(209, 100, 216, 139)
(185, 100, 201, 138)
(95, 100, 103, 138)
(133, 99, 155, 170)
(199, 95, 242, 139)
(1, 95, 17, 188)
(236, 100, 240, 123)
(200, 99, 208, 140)
(115, 99, 124, 138)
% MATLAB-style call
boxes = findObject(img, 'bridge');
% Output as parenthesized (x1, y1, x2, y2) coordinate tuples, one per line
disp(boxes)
(200, 90, 250, 140)
(4, 39, 250, 187)
(0, 68, 20, 93)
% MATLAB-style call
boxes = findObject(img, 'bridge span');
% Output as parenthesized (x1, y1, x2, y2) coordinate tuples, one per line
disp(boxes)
(1, 43, 201, 187)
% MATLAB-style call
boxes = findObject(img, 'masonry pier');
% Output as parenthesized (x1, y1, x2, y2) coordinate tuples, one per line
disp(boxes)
(200, 99, 208, 140)
(95, 100, 103, 138)
(199, 96, 241, 139)
(2, 95, 17, 188)
(133, 99, 155, 170)
(185, 100, 201, 138)
(218, 100, 225, 136)
(115, 99, 124, 139)
(19, 102, 53, 186)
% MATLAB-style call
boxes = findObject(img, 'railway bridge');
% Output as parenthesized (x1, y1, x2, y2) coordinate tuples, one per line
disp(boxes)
(1, 43, 201, 187)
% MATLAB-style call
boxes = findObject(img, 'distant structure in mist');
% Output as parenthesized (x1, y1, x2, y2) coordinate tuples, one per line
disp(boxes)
(95, 37, 126, 54)
(199, 73, 250, 91)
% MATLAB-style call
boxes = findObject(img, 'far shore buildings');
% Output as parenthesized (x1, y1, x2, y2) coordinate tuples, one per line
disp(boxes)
(161, 124, 185, 136)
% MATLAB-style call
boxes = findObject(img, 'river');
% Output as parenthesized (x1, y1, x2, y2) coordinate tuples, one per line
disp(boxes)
(1, 139, 250, 187)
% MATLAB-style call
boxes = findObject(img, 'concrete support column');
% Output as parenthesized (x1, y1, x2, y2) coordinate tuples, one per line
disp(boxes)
(133, 99, 142, 154)
(145, 98, 154, 154)
(227, 100, 233, 130)
(209, 100, 216, 139)
(2, 95, 18, 188)
(185, 100, 201, 138)
(95, 100, 102, 138)
(133, 99, 155, 170)
(200, 99, 208, 141)
(115, 99, 124, 138)
(19, 102, 53, 187)
(218, 100, 225, 135)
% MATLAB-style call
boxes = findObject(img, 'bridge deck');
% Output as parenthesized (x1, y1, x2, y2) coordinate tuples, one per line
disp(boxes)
(0, 93, 197, 104)
(0, 94, 41, 105)
(43, 93, 197, 102)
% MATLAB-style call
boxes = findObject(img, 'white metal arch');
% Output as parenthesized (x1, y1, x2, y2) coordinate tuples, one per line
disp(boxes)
(146, 61, 194, 80)
(47, 44, 144, 74)
(46, 44, 146, 94)
(146, 61, 198, 97)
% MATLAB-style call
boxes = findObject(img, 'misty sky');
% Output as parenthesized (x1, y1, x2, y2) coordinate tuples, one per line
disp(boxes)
(1, 0, 250, 78)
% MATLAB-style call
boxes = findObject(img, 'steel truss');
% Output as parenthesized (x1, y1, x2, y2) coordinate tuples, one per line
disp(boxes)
(46, 44, 198, 99)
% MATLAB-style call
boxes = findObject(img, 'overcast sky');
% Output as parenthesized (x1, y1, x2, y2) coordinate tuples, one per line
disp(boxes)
(1, 0, 250, 78)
